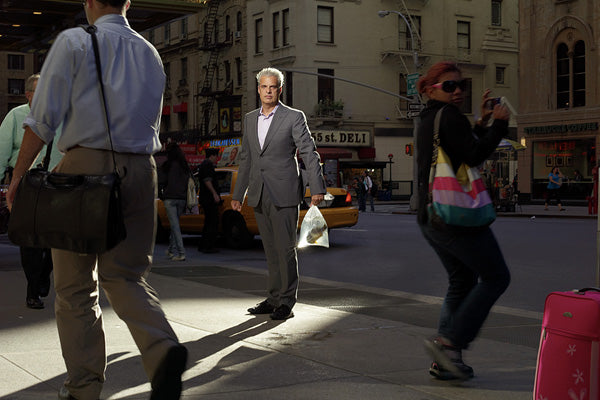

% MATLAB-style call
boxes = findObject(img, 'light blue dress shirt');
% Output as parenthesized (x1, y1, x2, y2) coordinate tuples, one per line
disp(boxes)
(24, 14, 165, 155)
(0, 103, 63, 180)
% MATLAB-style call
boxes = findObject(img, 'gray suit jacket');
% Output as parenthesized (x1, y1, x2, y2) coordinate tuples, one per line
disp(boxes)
(232, 103, 326, 208)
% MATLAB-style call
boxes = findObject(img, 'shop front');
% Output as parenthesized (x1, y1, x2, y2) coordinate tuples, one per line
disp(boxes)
(520, 122, 598, 203)
(310, 128, 384, 191)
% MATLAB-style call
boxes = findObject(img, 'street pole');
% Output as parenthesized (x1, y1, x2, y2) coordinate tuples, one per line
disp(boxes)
(378, 10, 421, 209)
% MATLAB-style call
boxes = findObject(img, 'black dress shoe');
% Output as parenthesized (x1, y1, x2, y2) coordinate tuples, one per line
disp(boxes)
(26, 297, 44, 309)
(151, 344, 188, 400)
(247, 300, 275, 314)
(270, 304, 294, 320)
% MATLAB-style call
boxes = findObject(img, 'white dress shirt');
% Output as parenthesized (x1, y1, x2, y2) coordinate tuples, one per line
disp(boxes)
(257, 104, 279, 149)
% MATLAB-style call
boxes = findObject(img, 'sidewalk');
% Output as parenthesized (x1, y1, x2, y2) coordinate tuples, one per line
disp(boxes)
(0, 238, 539, 400)
(366, 199, 595, 219)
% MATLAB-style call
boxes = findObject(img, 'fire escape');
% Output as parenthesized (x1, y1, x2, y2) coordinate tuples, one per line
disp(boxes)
(198, 0, 229, 137)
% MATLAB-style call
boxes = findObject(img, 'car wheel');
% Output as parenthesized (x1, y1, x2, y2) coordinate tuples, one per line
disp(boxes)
(223, 212, 253, 249)
(155, 215, 169, 243)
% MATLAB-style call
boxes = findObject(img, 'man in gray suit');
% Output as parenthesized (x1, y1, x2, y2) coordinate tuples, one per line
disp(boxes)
(232, 67, 326, 320)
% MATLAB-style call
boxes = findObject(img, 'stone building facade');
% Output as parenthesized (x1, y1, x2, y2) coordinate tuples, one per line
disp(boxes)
(518, 0, 599, 203)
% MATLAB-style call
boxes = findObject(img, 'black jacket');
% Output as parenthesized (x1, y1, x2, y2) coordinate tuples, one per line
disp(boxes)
(158, 160, 189, 200)
(416, 100, 508, 225)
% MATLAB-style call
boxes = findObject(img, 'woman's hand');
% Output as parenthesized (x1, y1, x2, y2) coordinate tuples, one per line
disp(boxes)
(478, 89, 494, 126)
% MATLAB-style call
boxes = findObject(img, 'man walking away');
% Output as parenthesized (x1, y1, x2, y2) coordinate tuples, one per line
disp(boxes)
(7, 1, 187, 398)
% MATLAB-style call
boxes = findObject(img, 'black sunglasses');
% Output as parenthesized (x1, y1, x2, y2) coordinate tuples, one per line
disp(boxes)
(432, 79, 468, 93)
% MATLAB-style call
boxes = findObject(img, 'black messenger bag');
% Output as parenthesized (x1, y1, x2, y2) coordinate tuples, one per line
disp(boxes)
(8, 25, 126, 254)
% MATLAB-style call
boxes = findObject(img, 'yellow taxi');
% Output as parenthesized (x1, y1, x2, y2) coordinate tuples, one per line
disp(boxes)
(156, 166, 358, 248)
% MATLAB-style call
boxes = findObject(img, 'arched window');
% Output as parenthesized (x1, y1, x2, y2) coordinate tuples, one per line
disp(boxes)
(556, 43, 569, 108)
(556, 39, 586, 109)
(573, 40, 585, 107)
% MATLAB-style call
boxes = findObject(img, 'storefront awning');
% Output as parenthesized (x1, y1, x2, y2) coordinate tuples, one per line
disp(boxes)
(358, 147, 376, 159)
(173, 102, 188, 113)
(317, 147, 352, 159)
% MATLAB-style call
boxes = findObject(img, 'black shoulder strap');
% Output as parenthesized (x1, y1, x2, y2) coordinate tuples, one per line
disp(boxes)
(82, 25, 120, 177)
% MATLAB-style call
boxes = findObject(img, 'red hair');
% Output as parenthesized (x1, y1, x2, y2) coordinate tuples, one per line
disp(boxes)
(416, 61, 461, 94)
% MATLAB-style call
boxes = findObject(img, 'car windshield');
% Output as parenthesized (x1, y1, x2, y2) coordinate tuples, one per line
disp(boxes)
(215, 171, 232, 194)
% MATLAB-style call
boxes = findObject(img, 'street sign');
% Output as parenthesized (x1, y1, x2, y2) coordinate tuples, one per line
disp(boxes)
(408, 103, 425, 111)
(407, 111, 421, 118)
(407, 73, 419, 96)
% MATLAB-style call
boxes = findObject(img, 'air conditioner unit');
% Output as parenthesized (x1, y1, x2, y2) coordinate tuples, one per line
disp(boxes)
(234, 31, 242, 39)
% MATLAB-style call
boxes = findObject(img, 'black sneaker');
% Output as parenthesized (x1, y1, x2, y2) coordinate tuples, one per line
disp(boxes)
(424, 337, 473, 381)
(429, 361, 474, 380)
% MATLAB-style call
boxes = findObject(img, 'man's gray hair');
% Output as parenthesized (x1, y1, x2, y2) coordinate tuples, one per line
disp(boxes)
(256, 67, 284, 87)
(25, 74, 40, 92)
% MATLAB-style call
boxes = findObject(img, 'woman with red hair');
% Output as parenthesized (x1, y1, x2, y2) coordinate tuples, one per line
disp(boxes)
(416, 61, 511, 380)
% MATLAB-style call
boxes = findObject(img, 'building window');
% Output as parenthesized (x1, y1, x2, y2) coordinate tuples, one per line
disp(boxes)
(8, 79, 25, 95)
(573, 40, 586, 107)
(178, 111, 187, 130)
(255, 18, 263, 53)
(398, 15, 421, 50)
(224, 60, 231, 84)
(225, 15, 231, 41)
(273, 12, 280, 49)
(164, 23, 170, 42)
(317, 6, 333, 43)
(458, 78, 473, 114)
(236, 57, 242, 86)
(556, 43, 570, 108)
(457, 21, 470, 49)
(282, 9, 290, 46)
(285, 71, 293, 106)
(491, 0, 502, 26)
(495, 66, 505, 85)
(8, 54, 25, 70)
(237, 11, 243, 32)
(181, 58, 187, 83)
(148, 29, 154, 44)
(399, 73, 408, 112)
(164, 62, 170, 89)
(318, 68, 334, 103)
(181, 17, 187, 39)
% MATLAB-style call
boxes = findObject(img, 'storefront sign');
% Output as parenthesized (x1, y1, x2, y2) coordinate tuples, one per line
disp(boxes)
(524, 122, 598, 135)
(209, 138, 241, 147)
(312, 130, 371, 147)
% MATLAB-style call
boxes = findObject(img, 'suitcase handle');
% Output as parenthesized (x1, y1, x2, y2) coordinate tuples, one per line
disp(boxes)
(573, 287, 600, 294)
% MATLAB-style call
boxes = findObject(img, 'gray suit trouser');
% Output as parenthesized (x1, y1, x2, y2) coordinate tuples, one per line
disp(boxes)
(254, 187, 299, 309)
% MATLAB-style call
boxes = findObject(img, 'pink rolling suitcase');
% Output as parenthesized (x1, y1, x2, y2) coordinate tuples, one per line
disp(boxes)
(533, 288, 600, 400)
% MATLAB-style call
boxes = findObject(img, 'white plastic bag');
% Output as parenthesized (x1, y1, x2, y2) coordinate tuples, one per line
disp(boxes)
(298, 205, 329, 248)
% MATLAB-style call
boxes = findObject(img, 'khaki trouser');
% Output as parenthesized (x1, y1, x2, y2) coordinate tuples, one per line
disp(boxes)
(52, 147, 179, 399)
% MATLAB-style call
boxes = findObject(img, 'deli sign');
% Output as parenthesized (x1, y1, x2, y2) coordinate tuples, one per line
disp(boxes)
(311, 130, 371, 147)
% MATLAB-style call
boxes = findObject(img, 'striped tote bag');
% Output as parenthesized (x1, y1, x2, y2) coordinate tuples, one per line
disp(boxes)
(427, 107, 496, 228)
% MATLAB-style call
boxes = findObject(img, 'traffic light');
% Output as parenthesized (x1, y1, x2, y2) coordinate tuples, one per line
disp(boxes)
(405, 143, 414, 156)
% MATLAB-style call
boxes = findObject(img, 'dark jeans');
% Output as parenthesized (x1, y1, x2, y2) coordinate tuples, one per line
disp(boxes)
(20, 246, 53, 299)
(200, 200, 218, 250)
(419, 223, 511, 349)
(357, 193, 366, 211)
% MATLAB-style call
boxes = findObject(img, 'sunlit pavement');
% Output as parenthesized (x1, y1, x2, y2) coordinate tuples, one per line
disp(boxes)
(0, 229, 546, 400)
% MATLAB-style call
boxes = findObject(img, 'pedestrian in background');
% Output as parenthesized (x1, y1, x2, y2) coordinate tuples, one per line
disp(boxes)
(197, 147, 221, 253)
(159, 142, 191, 261)
(354, 176, 366, 211)
(416, 61, 511, 381)
(232, 67, 325, 320)
(362, 170, 375, 212)
(0, 74, 63, 310)
(6, 0, 187, 398)
(545, 166, 565, 211)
